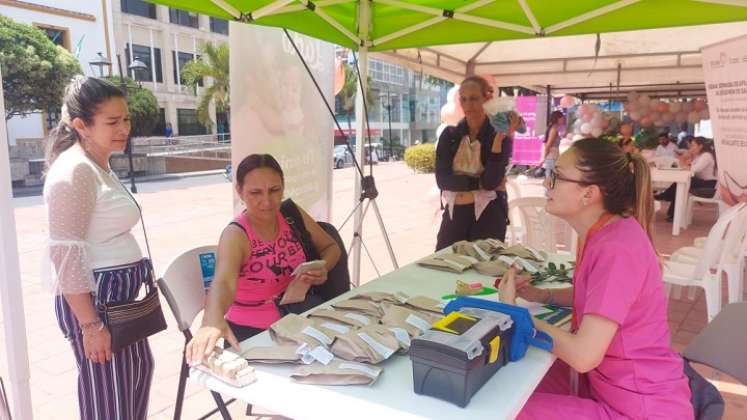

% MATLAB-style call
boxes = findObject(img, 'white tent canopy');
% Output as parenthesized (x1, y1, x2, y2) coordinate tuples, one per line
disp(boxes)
(376, 21, 747, 97)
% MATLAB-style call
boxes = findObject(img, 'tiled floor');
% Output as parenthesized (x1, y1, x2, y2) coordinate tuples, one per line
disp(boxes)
(2, 162, 745, 419)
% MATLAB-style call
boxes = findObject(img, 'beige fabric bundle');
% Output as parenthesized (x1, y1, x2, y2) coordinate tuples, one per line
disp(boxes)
(353, 291, 410, 304)
(199, 347, 256, 386)
(241, 345, 304, 364)
(473, 259, 511, 277)
(380, 303, 439, 337)
(404, 295, 445, 315)
(475, 238, 507, 254)
(291, 359, 382, 386)
(269, 314, 335, 348)
(330, 298, 384, 318)
(307, 308, 374, 328)
(451, 240, 492, 262)
(309, 318, 354, 340)
(417, 253, 477, 273)
(499, 244, 546, 262)
(330, 324, 400, 364)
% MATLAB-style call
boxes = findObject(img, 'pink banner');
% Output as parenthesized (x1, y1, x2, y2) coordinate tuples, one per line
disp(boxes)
(512, 96, 543, 165)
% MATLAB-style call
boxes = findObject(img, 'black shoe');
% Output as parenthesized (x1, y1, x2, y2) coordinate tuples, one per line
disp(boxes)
(666, 215, 674, 222)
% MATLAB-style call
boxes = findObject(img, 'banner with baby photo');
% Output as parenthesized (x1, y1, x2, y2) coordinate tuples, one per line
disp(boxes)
(230, 23, 335, 220)
(702, 34, 747, 204)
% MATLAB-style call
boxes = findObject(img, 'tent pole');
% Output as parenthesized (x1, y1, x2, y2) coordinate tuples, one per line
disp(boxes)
(0, 66, 34, 420)
(351, 0, 370, 287)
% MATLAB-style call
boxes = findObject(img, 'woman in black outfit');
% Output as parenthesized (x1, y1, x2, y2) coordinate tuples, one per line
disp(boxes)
(435, 76, 519, 250)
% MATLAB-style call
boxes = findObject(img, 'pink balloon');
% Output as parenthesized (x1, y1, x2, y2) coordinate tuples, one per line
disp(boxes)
(656, 103, 669, 113)
(669, 102, 682, 113)
(560, 95, 576, 108)
(662, 112, 674, 123)
(582, 113, 593, 122)
(623, 103, 631, 112)
(693, 99, 707, 112)
(601, 118, 610, 129)
(640, 116, 653, 127)
(629, 111, 641, 121)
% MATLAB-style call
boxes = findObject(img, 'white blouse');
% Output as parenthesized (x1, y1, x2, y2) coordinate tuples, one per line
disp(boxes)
(690, 152, 717, 181)
(43, 146, 142, 295)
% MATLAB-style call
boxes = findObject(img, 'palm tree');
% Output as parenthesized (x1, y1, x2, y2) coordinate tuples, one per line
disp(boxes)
(181, 42, 229, 130)
(336, 62, 376, 134)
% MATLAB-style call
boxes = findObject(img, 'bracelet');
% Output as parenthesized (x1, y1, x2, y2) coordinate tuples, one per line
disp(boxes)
(80, 320, 104, 334)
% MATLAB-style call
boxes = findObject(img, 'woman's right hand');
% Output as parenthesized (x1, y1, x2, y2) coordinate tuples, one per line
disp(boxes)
(186, 320, 241, 366)
(82, 326, 112, 364)
(514, 275, 551, 304)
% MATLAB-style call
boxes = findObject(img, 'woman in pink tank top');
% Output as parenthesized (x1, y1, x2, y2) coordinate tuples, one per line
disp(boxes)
(186, 154, 341, 363)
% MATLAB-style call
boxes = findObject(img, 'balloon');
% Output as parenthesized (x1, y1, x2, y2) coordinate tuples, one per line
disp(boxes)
(629, 111, 641, 121)
(687, 111, 700, 124)
(601, 118, 610, 129)
(669, 102, 681, 113)
(447, 86, 460, 104)
(582, 113, 593, 122)
(638, 95, 651, 107)
(560, 95, 576, 108)
(627, 91, 640, 103)
(654, 118, 666, 127)
(693, 99, 707, 112)
(436, 123, 448, 140)
(580, 122, 593, 135)
(649, 112, 660, 122)
(640, 116, 653, 127)
(440, 103, 463, 125)
(675, 112, 687, 124)
(578, 104, 591, 116)
(682, 102, 692, 113)
(656, 102, 670, 113)
(661, 112, 674, 123)
(591, 127, 603, 137)
(333, 58, 345, 96)
(649, 99, 661, 111)
(699, 110, 710, 120)
(572, 134, 584, 142)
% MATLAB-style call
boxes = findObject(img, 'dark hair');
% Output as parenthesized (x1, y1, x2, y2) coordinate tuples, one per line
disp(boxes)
(572, 138, 654, 242)
(45, 76, 125, 169)
(619, 138, 634, 147)
(235, 154, 284, 188)
(460, 76, 492, 98)
(691, 137, 717, 173)
(544, 110, 565, 143)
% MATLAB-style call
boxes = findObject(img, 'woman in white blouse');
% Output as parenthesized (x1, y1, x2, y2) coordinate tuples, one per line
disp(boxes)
(655, 136, 717, 221)
(44, 76, 153, 419)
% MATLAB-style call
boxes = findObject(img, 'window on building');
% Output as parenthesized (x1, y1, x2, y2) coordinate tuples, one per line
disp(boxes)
(125, 44, 163, 83)
(177, 109, 207, 135)
(172, 51, 202, 86)
(153, 108, 166, 136)
(210, 17, 229, 35)
(170, 8, 199, 28)
(121, 0, 157, 19)
(35, 25, 69, 50)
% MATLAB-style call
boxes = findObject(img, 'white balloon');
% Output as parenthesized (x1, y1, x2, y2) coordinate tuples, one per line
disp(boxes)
(572, 134, 584, 142)
(447, 86, 459, 104)
(436, 123, 448, 140)
(591, 116, 602, 127)
(580, 122, 593, 135)
(591, 127, 603, 137)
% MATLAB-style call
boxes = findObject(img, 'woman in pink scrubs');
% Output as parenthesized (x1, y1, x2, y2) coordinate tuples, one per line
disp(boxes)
(501, 138, 693, 419)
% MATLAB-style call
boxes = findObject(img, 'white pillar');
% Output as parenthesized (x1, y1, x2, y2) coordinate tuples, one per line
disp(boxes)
(174, 33, 181, 92)
(0, 66, 33, 420)
(351, 0, 371, 287)
(149, 28, 157, 91)
(127, 23, 134, 77)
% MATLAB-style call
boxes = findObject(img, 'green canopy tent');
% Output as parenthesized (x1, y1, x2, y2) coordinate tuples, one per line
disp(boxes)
(147, 0, 747, 285)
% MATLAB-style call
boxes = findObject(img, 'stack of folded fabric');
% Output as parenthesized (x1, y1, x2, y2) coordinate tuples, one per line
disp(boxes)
(197, 347, 256, 387)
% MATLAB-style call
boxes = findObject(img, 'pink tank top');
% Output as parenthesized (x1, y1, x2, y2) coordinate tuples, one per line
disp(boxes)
(225, 211, 307, 328)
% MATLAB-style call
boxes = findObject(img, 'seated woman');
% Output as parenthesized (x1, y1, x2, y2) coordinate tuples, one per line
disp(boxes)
(186, 154, 341, 362)
(499, 139, 692, 419)
(655, 136, 718, 221)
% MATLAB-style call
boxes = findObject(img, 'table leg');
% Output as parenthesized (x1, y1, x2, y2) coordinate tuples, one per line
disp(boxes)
(672, 181, 688, 236)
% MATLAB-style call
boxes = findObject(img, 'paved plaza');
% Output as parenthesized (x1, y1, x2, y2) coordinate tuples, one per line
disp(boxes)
(1, 162, 745, 419)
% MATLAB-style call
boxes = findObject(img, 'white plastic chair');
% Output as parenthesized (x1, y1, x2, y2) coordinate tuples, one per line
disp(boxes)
(685, 190, 727, 227)
(158, 245, 235, 420)
(508, 197, 570, 254)
(664, 204, 747, 320)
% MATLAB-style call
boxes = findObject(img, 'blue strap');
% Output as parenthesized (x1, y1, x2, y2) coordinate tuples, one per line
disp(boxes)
(528, 329, 553, 352)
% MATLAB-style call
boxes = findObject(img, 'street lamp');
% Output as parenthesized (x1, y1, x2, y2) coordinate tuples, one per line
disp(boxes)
(384, 87, 394, 161)
(89, 52, 147, 193)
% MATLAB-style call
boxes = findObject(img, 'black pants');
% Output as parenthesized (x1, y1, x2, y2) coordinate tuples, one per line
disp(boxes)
(436, 192, 509, 251)
(658, 178, 717, 218)
(225, 320, 264, 348)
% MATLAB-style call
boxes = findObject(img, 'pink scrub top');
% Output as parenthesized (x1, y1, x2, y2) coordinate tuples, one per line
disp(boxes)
(573, 216, 692, 418)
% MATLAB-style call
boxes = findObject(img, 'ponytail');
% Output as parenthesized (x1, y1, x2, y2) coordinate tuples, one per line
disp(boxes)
(572, 139, 655, 244)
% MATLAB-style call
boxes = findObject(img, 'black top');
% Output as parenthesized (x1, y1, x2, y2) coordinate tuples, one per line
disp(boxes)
(435, 117, 513, 192)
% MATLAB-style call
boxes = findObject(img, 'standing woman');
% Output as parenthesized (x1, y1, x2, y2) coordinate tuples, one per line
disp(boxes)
(435, 76, 520, 250)
(499, 139, 692, 419)
(539, 110, 565, 178)
(43, 76, 154, 419)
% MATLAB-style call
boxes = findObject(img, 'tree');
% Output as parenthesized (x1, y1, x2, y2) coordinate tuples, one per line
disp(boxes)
(0, 15, 80, 119)
(180, 42, 229, 130)
(103, 76, 159, 137)
(336, 62, 376, 134)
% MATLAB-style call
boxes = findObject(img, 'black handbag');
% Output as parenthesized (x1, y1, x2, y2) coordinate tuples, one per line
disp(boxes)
(100, 180, 167, 353)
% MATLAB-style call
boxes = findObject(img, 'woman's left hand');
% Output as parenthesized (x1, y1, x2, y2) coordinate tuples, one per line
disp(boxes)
(508, 112, 522, 133)
(498, 266, 518, 304)
(299, 267, 328, 286)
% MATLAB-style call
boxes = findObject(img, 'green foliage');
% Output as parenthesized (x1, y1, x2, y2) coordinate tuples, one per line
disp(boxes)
(529, 262, 576, 286)
(404, 143, 436, 173)
(336, 63, 376, 119)
(103, 76, 159, 137)
(634, 127, 660, 150)
(181, 42, 229, 129)
(0, 15, 81, 119)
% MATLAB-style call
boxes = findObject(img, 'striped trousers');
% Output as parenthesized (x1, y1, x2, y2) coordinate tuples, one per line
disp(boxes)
(55, 259, 155, 420)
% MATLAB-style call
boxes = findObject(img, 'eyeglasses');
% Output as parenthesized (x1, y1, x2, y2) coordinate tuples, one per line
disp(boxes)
(548, 169, 589, 190)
